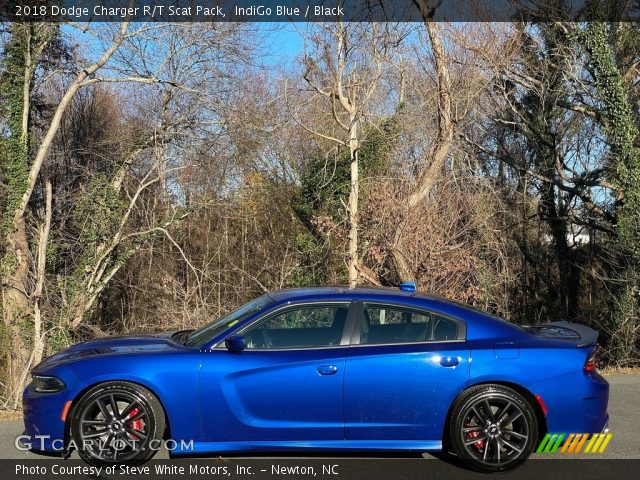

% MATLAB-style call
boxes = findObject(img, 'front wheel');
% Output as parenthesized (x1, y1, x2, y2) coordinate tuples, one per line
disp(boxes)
(448, 384, 538, 472)
(69, 381, 165, 466)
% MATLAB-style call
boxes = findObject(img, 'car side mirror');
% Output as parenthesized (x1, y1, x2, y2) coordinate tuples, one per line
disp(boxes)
(225, 335, 245, 353)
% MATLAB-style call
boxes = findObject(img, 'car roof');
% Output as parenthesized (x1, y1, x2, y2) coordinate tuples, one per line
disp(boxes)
(267, 286, 463, 309)
(267, 286, 409, 300)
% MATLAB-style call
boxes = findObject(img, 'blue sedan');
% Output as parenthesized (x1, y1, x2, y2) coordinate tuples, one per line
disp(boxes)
(22, 284, 609, 472)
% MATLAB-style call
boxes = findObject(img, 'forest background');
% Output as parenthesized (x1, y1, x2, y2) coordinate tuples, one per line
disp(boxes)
(2, 4, 640, 408)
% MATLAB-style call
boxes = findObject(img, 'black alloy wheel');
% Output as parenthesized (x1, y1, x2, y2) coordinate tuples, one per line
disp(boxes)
(70, 381, 165, 466)
(448, 384, 538, 472)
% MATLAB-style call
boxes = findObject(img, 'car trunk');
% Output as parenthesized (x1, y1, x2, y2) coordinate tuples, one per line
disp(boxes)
(522, 320, 598, 348)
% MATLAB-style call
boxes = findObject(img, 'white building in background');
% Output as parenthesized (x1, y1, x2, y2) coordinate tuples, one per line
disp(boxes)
(543, 224, 593, 248)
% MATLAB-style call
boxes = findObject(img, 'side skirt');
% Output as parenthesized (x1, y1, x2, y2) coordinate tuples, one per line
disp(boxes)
(170, 440, 443, 456)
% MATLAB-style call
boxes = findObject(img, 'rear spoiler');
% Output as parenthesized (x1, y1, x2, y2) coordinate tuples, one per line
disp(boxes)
(522, 320, 598, 348)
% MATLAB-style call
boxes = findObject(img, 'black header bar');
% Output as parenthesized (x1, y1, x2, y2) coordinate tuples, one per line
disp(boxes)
(2, 0, 640, 23)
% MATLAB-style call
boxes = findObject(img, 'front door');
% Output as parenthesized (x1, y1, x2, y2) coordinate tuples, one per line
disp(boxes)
(199, 302, 352, 441)
(344, 302, 470, 440)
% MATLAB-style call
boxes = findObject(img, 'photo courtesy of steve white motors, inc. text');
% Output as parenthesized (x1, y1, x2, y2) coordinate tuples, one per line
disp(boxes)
(14, 463, 340, 477)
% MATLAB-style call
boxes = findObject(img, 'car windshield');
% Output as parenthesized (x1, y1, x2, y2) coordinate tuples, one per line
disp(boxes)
(184, 295, 273, 347)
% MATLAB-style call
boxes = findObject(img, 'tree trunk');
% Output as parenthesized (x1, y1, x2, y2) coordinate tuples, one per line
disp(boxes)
(2, 219, 32, 405)
(581, 20, 640, 364)
(1, 22, 130, 403)
(32, 180, 53, 366)
(8, 181, 53, 407)
(2, 25, 37, 404)
(347, 119, 360, 288)
(389, 20, 454, 283)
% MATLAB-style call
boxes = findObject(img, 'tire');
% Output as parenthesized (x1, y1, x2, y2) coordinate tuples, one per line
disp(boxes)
(69, 381, 165, 466)
(448, 384, 538, 473)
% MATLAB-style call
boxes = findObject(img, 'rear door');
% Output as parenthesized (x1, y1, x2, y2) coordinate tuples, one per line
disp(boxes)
(344, 302, 470, 440)
(199, 301, 354, 441)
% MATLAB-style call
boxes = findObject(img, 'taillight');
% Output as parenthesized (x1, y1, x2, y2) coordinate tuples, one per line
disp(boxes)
(584, 349, 597, 373)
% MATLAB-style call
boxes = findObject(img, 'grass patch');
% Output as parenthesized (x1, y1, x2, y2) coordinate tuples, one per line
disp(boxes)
(600, 366, 640, 376)
(0, 409, 22, 420)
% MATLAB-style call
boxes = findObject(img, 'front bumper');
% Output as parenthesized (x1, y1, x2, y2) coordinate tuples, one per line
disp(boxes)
(21, 382, 70, 452)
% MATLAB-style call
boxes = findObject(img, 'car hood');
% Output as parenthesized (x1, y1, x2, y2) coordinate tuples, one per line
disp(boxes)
(33, 331, 185, 371)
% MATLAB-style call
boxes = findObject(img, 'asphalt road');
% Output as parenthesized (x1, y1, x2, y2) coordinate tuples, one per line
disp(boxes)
(0, 375, 637, 460)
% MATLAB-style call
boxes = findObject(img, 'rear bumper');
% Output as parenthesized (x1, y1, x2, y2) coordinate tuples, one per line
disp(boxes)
(530, 371, 609, 434)
(601, 414, 610, 433)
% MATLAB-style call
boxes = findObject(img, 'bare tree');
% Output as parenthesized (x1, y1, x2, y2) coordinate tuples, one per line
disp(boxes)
(299, 21, 390, 288)
(0, 18, 150, 403)
(1, 19, 255, 405)
(389, 7, 455, 282)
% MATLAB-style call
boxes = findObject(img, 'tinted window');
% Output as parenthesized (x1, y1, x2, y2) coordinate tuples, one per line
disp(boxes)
(360, 304, 458, 344)
(184, 295, 273, 347)
(432, 315, 459, 341)
(243, 305, 349, 349)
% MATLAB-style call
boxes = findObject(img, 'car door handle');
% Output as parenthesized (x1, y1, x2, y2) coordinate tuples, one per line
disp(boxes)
(316, 365, 338, 375)
(439, 356, 459, 367)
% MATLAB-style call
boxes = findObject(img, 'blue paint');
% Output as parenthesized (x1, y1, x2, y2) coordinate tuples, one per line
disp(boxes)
(22, 287, 609, 456)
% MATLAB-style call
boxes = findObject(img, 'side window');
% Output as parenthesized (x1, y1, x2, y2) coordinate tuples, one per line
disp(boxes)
(432, 315, 459, 341)
(360, 304, 459, 344)
(243, 305, 349, 349)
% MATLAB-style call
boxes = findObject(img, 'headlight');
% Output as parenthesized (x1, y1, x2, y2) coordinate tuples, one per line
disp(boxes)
(32, 375, 65, 393)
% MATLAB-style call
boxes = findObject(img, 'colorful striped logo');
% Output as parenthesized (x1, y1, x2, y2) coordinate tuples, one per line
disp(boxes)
(537, 433, 613, 454)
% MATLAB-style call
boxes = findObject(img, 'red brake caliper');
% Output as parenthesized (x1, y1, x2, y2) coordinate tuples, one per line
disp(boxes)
(466, 430, 485, 450)
(126, 407, 145, 439)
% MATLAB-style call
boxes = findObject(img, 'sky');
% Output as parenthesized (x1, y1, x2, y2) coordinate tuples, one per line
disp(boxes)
(262, 22, 305, 66)
(59, 20, 307, 77)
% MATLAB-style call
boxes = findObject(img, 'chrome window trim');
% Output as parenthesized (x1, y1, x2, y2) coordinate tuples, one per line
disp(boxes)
(348, 339, 466, 348)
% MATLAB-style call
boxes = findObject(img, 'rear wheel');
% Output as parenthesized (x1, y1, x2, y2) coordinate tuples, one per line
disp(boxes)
(70, 381, 165, 466)
(448, 384, 538, 472)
